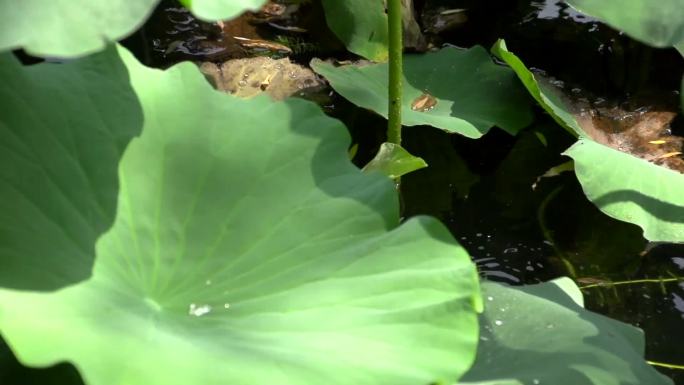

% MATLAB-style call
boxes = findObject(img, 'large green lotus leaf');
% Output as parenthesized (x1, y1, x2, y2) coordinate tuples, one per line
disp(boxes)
(565, 139, 684, 242)
(0, 45, 482, 385)
(460, 279, 673, 385)
(312, 47, 533, 138)
(320, 0, 388, 62)
(565, 0, 684, 48)
(179, 0, 267, 21)
(0, 50, 142, 291)
(0, 0, 266, 57)
(492, 40, 582, 137)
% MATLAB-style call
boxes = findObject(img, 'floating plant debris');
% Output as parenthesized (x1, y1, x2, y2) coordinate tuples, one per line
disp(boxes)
(411, 92, 437, 112)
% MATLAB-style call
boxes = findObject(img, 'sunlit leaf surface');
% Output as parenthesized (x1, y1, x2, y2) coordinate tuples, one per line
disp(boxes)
(565, 140, 684, 242)
(461, 279, 673, 385)
(312, 47, 533, 138)
(0, 45, 481, 385)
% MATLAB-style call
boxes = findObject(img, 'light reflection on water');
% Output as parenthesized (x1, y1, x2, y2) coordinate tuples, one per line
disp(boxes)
(529, 0, 598, 23)
(461, 232, 553, 285)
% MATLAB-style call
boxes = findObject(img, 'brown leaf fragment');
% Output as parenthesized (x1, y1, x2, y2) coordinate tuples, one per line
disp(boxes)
(411, 92, 437, 112)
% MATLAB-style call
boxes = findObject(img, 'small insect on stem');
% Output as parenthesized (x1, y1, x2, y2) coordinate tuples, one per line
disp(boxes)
(411, 92, 437, 112)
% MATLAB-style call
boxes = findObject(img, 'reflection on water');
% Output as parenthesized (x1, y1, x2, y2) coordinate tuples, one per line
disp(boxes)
(582, 243, 684, 382)
(529, 0, 597, 23)
(401, 121, 684, 383)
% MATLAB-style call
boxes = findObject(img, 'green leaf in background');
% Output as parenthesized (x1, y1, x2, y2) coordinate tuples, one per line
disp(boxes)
(0, 0, 267, 57)
(460, 279, 673, 385)
(0, 0, 157, 57)
(495, 41, 684, 243)
(0, 50, 142, 290)
(565, 0, 684, 48)
(676, 43, 684, 57)
(362, 142, 428, 178)
(0, 45, 482, 385)
(320, 0, 389, 62)
(178, 0, 267, 21)
(675, 41, 684, 57)
(565, 139, 684, 242)
(492, 39, 582, 137)
(312, 47, 533, 138)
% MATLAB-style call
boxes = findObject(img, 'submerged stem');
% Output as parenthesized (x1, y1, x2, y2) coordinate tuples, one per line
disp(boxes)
(579, 276, 684, 290)
(647, 360, 684, 370)
(387, 0, 403, 145)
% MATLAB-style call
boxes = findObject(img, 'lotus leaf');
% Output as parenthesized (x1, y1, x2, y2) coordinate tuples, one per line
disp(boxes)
(362, 142, 427, 179)
(320, 0, 389, 62)
(566, 0, 684, 49)
(491, 40, 582, 137)
(0, 0, 265, 57)
(565, 140, 684, 242)
(0, 45, 482, 385)
(460, 279, 673, 385)
(311, 47, 533, 138)
(178, 0, 267, 21)
(0, 48, 142, 290)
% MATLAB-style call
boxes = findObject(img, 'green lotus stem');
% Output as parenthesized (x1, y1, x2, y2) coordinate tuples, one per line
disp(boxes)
(536, 186, 576, 277)
(647, 360, 684, 370)
(579, 276, 684, 290)
(387, 0, 403, 145)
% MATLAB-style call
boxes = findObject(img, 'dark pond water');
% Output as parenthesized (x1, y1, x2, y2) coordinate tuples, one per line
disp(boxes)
(4, 0, 684, 384)
(407, 1, 684, 382)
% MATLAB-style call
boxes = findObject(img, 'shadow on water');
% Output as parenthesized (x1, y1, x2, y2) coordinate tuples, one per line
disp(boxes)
(583, 243, 684, 384)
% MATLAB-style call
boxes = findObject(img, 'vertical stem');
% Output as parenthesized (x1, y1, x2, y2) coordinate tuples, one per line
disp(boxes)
(387, 0, 403, 145)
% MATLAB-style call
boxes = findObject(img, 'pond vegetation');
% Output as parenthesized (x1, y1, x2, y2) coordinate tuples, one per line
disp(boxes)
(1, 0, 683, 384)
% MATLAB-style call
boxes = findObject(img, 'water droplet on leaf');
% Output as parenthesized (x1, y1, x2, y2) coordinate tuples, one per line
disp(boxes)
(188, 303, 212, 317)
